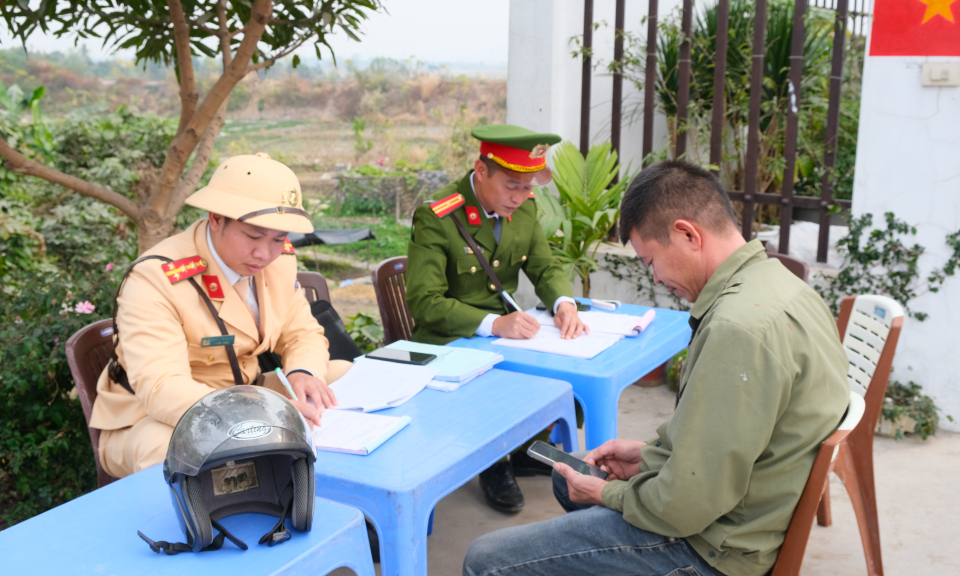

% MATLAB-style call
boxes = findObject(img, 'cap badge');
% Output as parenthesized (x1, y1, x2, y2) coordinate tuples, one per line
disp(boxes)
(529, 144, 550, 159)
(283, 190, 299, 207)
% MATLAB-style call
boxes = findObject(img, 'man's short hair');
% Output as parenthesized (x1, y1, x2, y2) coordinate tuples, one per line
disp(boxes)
(618, 160, 737, 245)
(478, 155, 502, 176)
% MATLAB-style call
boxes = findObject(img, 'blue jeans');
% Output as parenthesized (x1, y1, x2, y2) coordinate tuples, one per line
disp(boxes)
(463, 455, 718, 576)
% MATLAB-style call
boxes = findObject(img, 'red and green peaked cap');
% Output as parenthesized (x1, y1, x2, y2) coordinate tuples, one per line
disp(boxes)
(472, 124, 561, 173)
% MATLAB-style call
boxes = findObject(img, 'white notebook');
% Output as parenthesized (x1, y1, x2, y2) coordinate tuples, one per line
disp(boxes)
(312, 410, 411, 455)
(329, 358, 437, 412)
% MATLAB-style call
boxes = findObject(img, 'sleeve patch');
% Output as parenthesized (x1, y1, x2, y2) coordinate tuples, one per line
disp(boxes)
(430, 193, 466, 218)
(163, 256, 207, 284)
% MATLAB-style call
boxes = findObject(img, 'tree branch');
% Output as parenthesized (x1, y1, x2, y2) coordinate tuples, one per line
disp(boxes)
(0, 138, 140, 220)
(168, 0, 232, 208)
(152, 0, 272, 213)
(247, 35, 310, 72)
(173, 100, 227, 209)
(167, 0, 199, 137)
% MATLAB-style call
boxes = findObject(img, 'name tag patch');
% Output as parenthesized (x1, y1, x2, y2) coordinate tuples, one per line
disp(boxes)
(202, 335, 235, 347)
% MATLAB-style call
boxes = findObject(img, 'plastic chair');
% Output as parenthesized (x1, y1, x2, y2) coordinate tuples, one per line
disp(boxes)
(65, 319, 121, 488)
(768, 252, 810, 282)
(372, 256, 414, 344)
(771, 391, 865, 576)
(812, 294, 903, 576)
(297, 270, 331, 304)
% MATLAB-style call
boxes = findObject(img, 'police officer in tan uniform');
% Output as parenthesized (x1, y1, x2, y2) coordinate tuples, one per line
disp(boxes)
(90, 153, 351, 478)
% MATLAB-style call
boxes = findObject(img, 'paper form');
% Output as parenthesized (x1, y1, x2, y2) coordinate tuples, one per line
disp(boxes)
(329, 359, 437, 412)
(312, 410, 411, 455)
(492, 325, 621, 359)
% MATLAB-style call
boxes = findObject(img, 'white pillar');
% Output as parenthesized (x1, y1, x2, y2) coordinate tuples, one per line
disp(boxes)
(852, 46, 960, 430)
(507, 0, 680, 168)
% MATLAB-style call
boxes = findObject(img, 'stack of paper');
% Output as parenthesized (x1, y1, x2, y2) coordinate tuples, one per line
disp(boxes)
(382, 341, 503, 391)
(492, 325, 621, 359)
(531, 308, 656, 337)
(312, 410, 411, 455)
(329, 359, 437, 412)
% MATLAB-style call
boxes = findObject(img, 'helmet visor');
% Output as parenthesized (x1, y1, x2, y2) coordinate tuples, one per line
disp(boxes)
(164, 387, 314, 481)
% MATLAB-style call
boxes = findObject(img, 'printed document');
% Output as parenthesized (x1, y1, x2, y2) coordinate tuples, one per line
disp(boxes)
(329, 359, 437, 412)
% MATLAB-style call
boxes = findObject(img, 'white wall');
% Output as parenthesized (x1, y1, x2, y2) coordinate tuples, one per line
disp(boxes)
(507, 0, 680, 170)
(853, 53, 960, 431)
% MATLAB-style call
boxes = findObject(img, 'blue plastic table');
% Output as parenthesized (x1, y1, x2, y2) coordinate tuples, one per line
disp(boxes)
(449, 301, 691, 450)
(313, 368, 578, 576)
(0, 465, 375, 576)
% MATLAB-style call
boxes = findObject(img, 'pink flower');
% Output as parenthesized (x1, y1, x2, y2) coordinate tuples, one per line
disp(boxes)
(54, 338, 60, 345)
(75, 301, 96, 314)
(105, 262, 115, 271)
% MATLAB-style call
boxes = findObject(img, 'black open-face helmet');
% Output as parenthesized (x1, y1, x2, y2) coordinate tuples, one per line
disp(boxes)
(139, 387, 316, 555)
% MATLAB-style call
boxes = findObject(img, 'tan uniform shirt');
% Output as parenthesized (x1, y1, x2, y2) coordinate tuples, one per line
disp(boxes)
(90, 219, 332, 432)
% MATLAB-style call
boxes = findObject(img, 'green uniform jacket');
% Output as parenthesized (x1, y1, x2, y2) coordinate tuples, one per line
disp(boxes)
(600, 240, 850, 576)
(406, 172, 573, 345)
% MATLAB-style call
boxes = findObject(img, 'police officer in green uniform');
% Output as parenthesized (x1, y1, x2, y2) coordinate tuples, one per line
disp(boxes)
(406, 124, 588, 512)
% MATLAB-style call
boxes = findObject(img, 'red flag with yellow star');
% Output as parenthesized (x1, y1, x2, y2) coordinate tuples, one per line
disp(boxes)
(871, 0, 960, 56)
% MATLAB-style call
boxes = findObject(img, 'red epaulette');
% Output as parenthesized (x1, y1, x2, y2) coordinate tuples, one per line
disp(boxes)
(528, 190, 537, 200)
(282, 238, 295, 255)
(163, 256, 207, 284)
(430, 193, 465, 218)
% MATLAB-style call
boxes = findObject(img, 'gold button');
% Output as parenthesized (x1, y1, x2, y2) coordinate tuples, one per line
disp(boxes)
(207, 355, 214, 362)
(521, 255, 527, 261)
(471, 266, 477, 273)
(490, 284, 496, 290)
(493, 260, 500, 267)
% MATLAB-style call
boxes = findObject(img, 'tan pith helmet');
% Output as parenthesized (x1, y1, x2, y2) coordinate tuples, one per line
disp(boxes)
(186, 153, 314, 234)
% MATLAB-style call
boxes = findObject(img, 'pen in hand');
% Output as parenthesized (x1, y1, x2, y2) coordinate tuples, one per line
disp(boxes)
(275, 368, 299, 402)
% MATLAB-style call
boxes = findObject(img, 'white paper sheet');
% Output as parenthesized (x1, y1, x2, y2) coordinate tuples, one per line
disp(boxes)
(312, 410, 411, 455)
(492, 325, 621, 359)
(329, 359, 437, 412)
(531, 308, 656, 337)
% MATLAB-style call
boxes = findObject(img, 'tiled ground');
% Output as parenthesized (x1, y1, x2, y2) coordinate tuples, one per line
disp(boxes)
(333, 383, 960, 576)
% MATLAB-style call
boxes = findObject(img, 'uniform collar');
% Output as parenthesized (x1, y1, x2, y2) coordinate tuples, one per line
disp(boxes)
(469, 171, 499, 221)
(206, 225, 247, 287)
(690, 239, 767, 320)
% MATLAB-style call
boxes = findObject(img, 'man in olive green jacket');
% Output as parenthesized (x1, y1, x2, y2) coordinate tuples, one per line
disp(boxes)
(464, 160, 850, 576)
(407, 124, 587, 514)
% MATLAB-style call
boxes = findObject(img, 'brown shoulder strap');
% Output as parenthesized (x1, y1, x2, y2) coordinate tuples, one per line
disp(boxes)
(108, 256, 245, 394)
(449, 214, 519, 313)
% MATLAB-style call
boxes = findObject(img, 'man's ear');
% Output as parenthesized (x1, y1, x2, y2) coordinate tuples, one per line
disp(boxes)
(473, 158, 488, 181)
(672, 219, 703, 252)
(208, 213, 225, 233)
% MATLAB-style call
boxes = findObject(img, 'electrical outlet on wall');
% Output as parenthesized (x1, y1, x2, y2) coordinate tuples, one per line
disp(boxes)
(921, 62, 960, 87)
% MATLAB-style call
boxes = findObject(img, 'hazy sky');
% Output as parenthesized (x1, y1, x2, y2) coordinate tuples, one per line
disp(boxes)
(0, 0, 510, 66)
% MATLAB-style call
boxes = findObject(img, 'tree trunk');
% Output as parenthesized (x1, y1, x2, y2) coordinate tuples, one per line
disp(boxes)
(582, 272, 591, 299)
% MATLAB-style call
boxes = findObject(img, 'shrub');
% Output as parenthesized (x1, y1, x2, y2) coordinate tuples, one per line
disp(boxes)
(0, 265, 118, 526)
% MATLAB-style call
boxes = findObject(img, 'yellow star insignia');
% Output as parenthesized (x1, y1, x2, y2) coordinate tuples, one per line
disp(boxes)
(166, 263, 175, 271)
(920, 0, 956, 23)
(187, 262, 196, 269)
(173, 272, 181, 280)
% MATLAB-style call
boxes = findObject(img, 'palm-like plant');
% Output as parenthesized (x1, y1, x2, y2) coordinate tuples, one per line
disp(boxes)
(536, 142, 632, 298)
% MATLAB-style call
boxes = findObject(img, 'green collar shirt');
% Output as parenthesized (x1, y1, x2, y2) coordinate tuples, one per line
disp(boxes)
(601, 240, 850, 576)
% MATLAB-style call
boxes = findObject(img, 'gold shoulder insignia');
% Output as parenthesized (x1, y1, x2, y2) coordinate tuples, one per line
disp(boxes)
(430, 193, 465, 218)
(163, 256, 207, 284)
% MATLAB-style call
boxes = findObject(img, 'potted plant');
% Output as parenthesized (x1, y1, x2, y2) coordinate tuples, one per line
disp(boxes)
(877, 380, 953, 440)
(535, 142, 633, 298)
